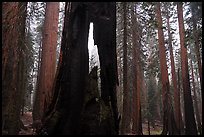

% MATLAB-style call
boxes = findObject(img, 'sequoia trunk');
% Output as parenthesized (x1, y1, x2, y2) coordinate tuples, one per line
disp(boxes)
(33, 2, 59, 122)
(177, 2, 198, 135)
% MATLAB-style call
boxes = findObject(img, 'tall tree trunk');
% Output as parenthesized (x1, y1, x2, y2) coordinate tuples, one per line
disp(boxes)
(155, 2, 178, 135)
(165, 5, 182, 134)
(121, 2, 130, 135)
(131, 4, 143, 134)
(190, 60, 202, 134)
(93, 2, 119, 134)
(177, 2, 198, 135)
(33, 2, 59, 122)
(132, 43, 143, 135)
(2, 2, 27, 134)
(41, 2, 89, 134)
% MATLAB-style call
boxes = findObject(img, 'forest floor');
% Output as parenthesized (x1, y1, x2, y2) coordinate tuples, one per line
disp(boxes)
(142, 120, 163, 135)
(19, 112, 34, 135)
(126, 120, 163, 135)
(19, 112, 162, 135)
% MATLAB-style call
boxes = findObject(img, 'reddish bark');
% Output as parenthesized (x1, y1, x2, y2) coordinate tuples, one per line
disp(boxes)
(131, 5, 143, 134)
(33, 2, 59, 122)
(155, 2, 177, 135)
(177, 2, 198, 135)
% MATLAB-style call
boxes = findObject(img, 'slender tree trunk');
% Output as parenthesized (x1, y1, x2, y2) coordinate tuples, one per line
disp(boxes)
(166, 7, 182, 134)
(190, 60, 202, 134)
(132, 45, 142, 135)
(131, 4, 142, 134)
(19, 2, 27, 118)
(121, 2, 130, 135)
(155, 2, 177, 135)
(116, 51, 123, 116)
(191, 5, 202, 127)
(190, 3, 202, 98)
(33, 2, 59, 122)
(147, 118, 150, 135)
(177, 2, 198, 135)
(195, 67, 202, 126)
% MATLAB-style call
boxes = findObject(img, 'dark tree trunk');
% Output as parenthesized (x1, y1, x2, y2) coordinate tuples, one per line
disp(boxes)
(39, 2, 119, 135)
(78, 66, 100, 134)
(93, 2, 119, 135)
(121, 2, 131, 134)
(2, 2, 27, 135)
(41, 2, 89, 135)
(147, 118, 150, 135)
(177, 2, 198, 135)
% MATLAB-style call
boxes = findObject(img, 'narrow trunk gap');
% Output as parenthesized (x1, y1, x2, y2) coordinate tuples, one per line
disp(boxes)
(88, 22, 101, 96)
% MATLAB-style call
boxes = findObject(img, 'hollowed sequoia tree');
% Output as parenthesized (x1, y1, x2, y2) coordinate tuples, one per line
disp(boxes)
(38, 2, 119, 135)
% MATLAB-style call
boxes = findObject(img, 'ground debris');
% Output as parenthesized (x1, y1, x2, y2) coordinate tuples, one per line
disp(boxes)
(19, 112, 34, 135)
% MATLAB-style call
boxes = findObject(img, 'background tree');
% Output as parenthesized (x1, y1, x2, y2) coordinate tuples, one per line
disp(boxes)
(164, 2, 182, 134)
(121, 2, 131, 134)
(26, 2, 46, 112)
(32, 2, 59, 123)
(147, 75, 157, 131)
(20, 4, 36, 114)
(189, 58, 202, 134)
(155, 2, 178, 135)
(190, 2, 202, 97)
